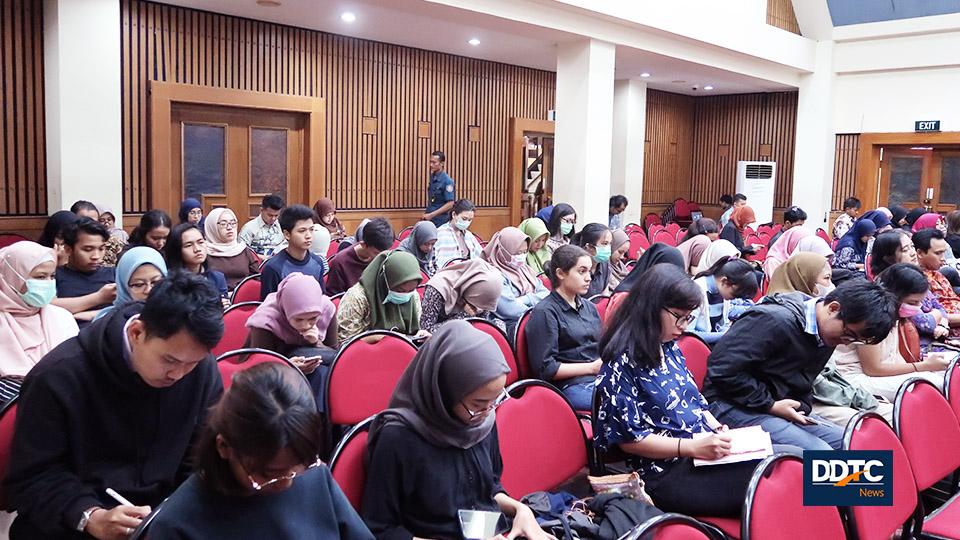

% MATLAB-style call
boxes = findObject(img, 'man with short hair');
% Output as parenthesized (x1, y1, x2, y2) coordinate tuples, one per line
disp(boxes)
(832, 197, 861, 240)
(768, 205, 808, 248)
(703, 280, 897, 450)
(5, 271, 225, 540)
(259, 204, 327, 299)
(69, 201, 100, 221)
(914, 228, 960, 333)
(608, 195, 629, 230)
(52, 218, 117, 324)
(325, 217, 394, 295)
(720, 194, 746, 228)
(422, 151, 455, 227)
(239, 194, 286, 257)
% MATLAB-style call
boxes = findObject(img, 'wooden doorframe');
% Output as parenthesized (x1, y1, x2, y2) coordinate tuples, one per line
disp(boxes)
(509, 117, 555, 226)
(855, 131, 960, 208)
(149, 82, 325, 215)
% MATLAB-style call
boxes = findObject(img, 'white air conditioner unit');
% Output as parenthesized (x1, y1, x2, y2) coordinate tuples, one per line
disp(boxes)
(735, 161, 776, 225)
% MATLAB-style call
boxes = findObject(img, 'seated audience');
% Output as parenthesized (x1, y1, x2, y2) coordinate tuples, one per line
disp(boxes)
(694, 239, 741, 275)
(678, 217, 720, 244)
(313, 197, 346, 242)
(95, 246, 167, 321)
(178, 198, 204, 227)
(572, 223, 613, 298)
(690, 258, 759, 344)
(308, 220, 332, 260)
(762, 224, 812, 282)
(397, 221, 439, 277)
(527, 245, 601, 410)
(362, 321, 552, 539)
(336, 251, 424, 343)
(889, 206, 908, 229)
(859, 210, 893, 234)
(904, 207, 926, 231)
(126, 209, 172, 252)
(419, 259, 502, 333)
(518, 217, 550, 275)
(606, 229, 631, 294)
(608, 194, 628, 230)
(719, 205, 759, 255)
(913, 228, 960, 336)
(326, 217, 394, 295)
(702, 280, 897, 450)
(0, 242, 78, 378)
(481, 227, 549, 332)
(95, 204, 128, 243)
(37, 210, 80, 266)
(767, 252, 833, 297)
(434, 199, 483, 269)
(677, 235, 712, 276)
(596, 263, 770, 517)
(946, 209, 960, 258)
(164, 223, 229, 301)
(832, 218, 875, 273)
(204, 208, 261, 291)
(767, 205, 807, 248)
(147, 363, 371, 539)
(832, 196, 860, 239)
(239, 194, 286, 258)
(5, 271, 224, 540)
(69, 200, 100, 220)
(615, 243, 685, 295)
(52, 218, 117, 324)
(795, 235, 835, 262)
(545, 203, 577, 254)
(336, 219, 369, 253)
(259, 204, 326, 300)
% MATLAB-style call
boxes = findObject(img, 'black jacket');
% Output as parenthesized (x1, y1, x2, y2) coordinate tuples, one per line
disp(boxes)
(701, 293, 834, 414)
(719, 222, 755, 255)
(5, 303, 223, 539)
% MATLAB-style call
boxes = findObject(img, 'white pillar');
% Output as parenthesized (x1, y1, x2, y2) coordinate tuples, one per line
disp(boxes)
(611, 79, 647, 226)
(792, 41, 835, 231)
(44, 0, 123, 215)
(553, 39, 616, 226)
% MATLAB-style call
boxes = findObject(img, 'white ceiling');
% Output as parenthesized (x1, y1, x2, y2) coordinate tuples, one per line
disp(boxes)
(154, 0, 795, 95)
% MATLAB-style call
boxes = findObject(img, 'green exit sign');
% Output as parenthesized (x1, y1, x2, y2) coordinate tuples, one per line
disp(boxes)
(916, 120, 940, 132)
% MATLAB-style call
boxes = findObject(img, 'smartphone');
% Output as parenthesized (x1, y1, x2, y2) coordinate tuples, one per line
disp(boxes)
(410, 335, 429, 345)
(458, 510, 504, 539)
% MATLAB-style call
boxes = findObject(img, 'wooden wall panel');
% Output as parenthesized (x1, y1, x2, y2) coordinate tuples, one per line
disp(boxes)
(643, 90, 696, 205)
(767, 0, 801, 35)
(832, 133, 859, 211)
(0, 0, 46, 217)
(121, 0, 555, 213)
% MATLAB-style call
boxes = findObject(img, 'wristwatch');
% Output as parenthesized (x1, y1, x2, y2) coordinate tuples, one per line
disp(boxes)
(76, 507, 98, 532)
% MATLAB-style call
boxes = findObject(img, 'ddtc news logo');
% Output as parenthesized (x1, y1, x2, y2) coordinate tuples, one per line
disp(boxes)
(803, 451, 893, 506)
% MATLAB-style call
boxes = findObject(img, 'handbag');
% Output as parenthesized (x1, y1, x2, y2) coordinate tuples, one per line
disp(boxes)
(898, 319, 921, 363)
(587, 472, 654, 506)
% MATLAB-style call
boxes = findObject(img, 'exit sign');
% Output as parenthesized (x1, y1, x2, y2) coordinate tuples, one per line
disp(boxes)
(916, 120, 940, 132)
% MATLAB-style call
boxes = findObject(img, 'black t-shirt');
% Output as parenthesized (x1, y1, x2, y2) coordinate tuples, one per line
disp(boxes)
(55, 265, 115, 307)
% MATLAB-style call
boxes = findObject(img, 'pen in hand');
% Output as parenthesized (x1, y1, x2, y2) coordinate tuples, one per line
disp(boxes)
(106, 487, 134, 507)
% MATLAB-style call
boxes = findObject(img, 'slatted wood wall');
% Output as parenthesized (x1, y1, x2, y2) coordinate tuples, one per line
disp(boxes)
(643, 90, 696, 204)
(120, 0, 555, 213)
(832, 134, 860, 210)
(767, 0, 801, 35)
(1, 0, 46, 217)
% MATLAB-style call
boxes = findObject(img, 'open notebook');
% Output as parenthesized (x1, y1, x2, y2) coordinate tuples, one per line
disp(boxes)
(692, 425, 773, 466)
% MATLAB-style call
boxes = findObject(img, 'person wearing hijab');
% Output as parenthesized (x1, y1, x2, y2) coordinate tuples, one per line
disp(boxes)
(361, 321, 552, 540)
(94, 246, 168, 321)
(858, 210, 893, 235)
(518, 217, 551, 275)
(572, 223, 613, 298)
(94, 204, 128, 243)
(694, 239, 741, 275)
(313, 198, 346, 242)
(832, 219, 876, 273)
(719, 205, 759, 255)
(178, 198, 204, 227)
(912, 212, 946, 234)
(0, 242, 78, 379)
(795, 236, 835, 262)
(676, 235, 712, 276)
(606, 229, 631, 294)
(336, 250, 425, 344)
(904, 207, 926, 231)
(615, 243, 685, 294)
(889, 206, 908, 229)
(767, 252, 833, 297)
(481, 227, 549, 333)
(420, 259, 503, 333)
(204, 208, 261, 290)
(397, 221, 439, 277)
(37, 210, 80, 267)
(762, 226, 812, 282)
(308, 222, 332, 260)
(535, 205, 554, 224)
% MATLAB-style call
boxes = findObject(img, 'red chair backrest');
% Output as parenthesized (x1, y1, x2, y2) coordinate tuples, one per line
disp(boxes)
(467, 318, 519, 385)
(945, 357, 960, 423)
(816, 228, 831, 243)
(648, 224, 665, 237)
(0, 234, 28, 249)
(843, 412, 918, 540)
(216, 350, 293, 390)
(665, 222, 681, 236)
(624, 223, 643, 235)
(771, 223, 782, 234)
(604, 292, 627, 326)
(495, 381, 588, 497)
(594, 296, 610, 322)
(653, 229, 677, 247)
(327, 240, 341, 259)
(231, 274, 262, 304)
(757, 231, 772, 245)
(212, 302, 261, 357)
(673, 199, 691, 219)
(397, 226, 414, 241)
(513, 310, 534, 379)
(329, 418, 373, 511)
(676, 334, 710, 389)
(645, 213, 662, 228)
(893, 379, 960, 491)
(0, 401, 19, 507)
(326, 332, 418, 425)
(330, 292, 345, 310)
(628, 231, 649, 259)
(743, 454, 845, 540)
(537, 273, 552, 290)
(416, 285, 427, 299)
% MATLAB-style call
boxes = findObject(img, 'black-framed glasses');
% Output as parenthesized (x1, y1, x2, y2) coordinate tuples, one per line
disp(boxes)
(461, 388, 510, 418)
(663, 307, 695, 329)
(840, 320, 880, 346)
(217, 220, 238, 228)
(240, 456, 323, 491)
(127, 278, 163, 293)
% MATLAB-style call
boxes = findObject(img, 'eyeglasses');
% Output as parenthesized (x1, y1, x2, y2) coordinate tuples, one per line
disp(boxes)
(217, 220, 238, 228)
(840, 320, 880, 346)
(663, 307, 696, 329)
(461, 388, 511, 418)
(240, 456, 323, 491)
(127, 278, 163, 292)
(561, 217, 577, 224)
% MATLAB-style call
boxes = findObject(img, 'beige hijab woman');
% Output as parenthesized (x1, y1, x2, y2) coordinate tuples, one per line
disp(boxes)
(481, 227, 539, 295)
(426, 259, 502, 314)
(767, 252, 829, 297)
(694, 239, 740, 275)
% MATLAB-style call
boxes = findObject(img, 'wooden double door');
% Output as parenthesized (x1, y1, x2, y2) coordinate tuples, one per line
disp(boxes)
(881, 146, 960, 212)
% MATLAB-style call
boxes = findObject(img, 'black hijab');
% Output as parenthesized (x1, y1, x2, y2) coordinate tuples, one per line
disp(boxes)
(614, 243, 685, 293)
(904, 208, 926, 230)
(889, 206, 908, 228)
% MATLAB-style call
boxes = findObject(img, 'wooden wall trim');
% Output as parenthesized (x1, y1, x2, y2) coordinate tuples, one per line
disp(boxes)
(509, 117, 554, 226)
(855, 131, 960, 209)
(832, 134, 859, 211)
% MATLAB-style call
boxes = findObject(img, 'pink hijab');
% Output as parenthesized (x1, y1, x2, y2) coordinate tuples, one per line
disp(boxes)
(246, 272, 336, 345)
(0, 241, 78, 376)
(912, 213, 945, 233)
(763, 226, 812, 280)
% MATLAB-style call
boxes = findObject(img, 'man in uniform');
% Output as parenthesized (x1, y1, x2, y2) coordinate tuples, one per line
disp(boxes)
(422, 150, 455, 227)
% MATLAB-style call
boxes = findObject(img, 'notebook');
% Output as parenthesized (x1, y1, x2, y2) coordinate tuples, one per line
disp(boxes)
(692, 425, 773, 466)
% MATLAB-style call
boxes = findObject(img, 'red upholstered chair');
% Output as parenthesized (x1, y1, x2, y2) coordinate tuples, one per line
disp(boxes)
(0, 233, 28, 249)
(325, 331, 418, 428)
(420, 270, 430, 283)
(329, 416, 375, 511)
(645, 213, 662, 229)
(537, 273, 552, 290)
(215, 348, 300, 390)
(605, 292, 627, 326)
(620, 514, 716, 540)
(741, 454, 846, 540)
(495, 381, 589, 497)
(212, 301, 261, 357)
(230, 273, 262, 304)
(327, 240, 340, 259)
(397, 226, 414, 241)
(628, 230, 650, 259)
(653, 229, 678, 247)
(944, 356, 960, 422)
(0, 399, 19, 508)
(624, 223, 643, 235)
(675, 228, 687, 244)
(843, 411, 920, 540)
(466, 318, 519, 385)
(676, 333, 711, 389)
(590, 294, 611, 322)
(513, 309, 535, 380)
(757, 231, 771, 245)
(390, 239, 401, 249)
(330, 291, 345, 310)
(770, 223, 782, 235)
(415, 285, 427, 299)
(665, 222, 681, 237)
(816, 228, 831, 244)
(893, 379, 960, 538)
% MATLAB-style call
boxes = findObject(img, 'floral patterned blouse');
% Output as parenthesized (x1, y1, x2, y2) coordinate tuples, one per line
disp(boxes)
(594, 342, 711, 478)
(418, 285, 504, 333)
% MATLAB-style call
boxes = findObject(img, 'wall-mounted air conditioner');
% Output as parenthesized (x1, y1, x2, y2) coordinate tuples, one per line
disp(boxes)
(735, 161, 776, 225)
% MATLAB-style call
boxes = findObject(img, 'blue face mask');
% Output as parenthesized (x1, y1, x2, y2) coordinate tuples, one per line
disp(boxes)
(20, 278, 57, 308)
(593, 245, 612, 263)
(384, 290, 415, 305)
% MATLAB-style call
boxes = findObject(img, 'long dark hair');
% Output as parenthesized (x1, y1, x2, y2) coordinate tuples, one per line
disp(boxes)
(571, 223, 610, 249)
(37, 210, 80, 247)
(129, 209, 173, 246)
(877, 263, 929, 301)
(694, 257, 758, 299)
(601, 263, 702, 369)
(164, 222, 203, 271)
(193, 363, 323, 495)
(547, 203, 577, 238)
(870, 230, 910, 277)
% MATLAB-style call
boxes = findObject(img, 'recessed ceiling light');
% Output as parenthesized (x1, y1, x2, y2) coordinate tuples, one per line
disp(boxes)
(704, 85, 715, 91)
(468, 38, 481, 46)
(256, 0, 281, 5)
(640, 72, 651, 78)
(340, 12, 356, 23)
(671, 80, 686, 84)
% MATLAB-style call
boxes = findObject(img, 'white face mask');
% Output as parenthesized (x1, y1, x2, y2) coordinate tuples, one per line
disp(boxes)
(511, 253, 527, 267)
(815, 283, 836, 298)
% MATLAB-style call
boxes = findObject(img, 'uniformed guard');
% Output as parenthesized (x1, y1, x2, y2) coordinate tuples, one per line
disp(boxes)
(422, 150, 455, 227)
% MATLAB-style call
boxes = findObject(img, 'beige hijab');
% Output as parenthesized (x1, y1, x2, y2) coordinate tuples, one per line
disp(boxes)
(204, 208, 247, 257)
(481, 227, 538, 295)
(426, 259, 503, 314)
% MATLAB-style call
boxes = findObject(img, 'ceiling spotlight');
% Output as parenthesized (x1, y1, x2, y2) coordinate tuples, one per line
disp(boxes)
(640, 72, 651, 78)
(340, 12, 356, 23)
(704, 85, 715, 91)
(468, 38, 481, 46)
